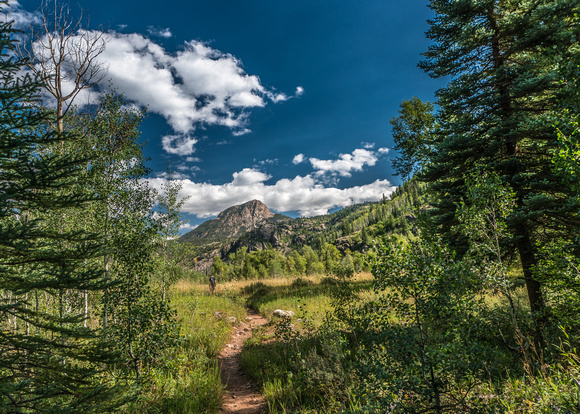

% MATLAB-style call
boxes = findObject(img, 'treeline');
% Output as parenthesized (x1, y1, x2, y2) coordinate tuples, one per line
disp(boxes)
(306, 180, 426, 247)
(0, 10, 185, 412)
(211, 245, 369, 281)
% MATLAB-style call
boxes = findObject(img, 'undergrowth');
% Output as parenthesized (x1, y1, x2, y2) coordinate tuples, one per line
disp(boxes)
(123, 289, 246, 413)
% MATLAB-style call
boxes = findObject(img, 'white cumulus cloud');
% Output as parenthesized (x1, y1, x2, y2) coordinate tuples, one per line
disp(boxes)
(308, 147, 389, 178)
(147, 26, 172, 38)
(162, 134, 198, 156)
(147, 168, 396, 218)
(97, 34, 292, 147)
(232, 168, 271, 186)
(179, 222, 198, 231)
(292, 153, 305, 164)
(10, 3, 297, 156)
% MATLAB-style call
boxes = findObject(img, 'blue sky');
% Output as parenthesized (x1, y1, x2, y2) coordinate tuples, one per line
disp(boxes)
(7, 0, 442, 232)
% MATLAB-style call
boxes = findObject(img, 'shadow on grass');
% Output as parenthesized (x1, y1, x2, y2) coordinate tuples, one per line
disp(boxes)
(239, 322, 358, 413)
(243, 277, 374, 311)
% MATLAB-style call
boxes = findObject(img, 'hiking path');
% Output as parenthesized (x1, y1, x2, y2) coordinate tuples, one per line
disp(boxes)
(219, 308, 269, 414)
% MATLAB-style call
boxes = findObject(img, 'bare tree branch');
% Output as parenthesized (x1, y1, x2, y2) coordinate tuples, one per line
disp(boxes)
(17, 0, 108, 133)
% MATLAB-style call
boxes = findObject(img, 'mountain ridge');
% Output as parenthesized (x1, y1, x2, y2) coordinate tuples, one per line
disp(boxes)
(178, 199, 290, 243)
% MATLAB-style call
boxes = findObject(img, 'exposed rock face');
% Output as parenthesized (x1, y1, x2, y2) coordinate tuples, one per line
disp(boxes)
(179, 199, 280, 242)
(217, 199, 275, 233)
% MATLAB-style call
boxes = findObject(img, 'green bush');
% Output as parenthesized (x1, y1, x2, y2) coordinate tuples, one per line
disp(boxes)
(291, 277, 314, 288)
(241, 281, 274, 296)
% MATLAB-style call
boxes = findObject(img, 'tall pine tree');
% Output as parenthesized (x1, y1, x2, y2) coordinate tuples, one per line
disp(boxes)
(419, 0, 580, 322)
(0, 7, 127, 412)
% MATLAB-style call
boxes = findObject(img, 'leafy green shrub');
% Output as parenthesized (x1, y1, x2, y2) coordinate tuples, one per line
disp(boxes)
(320, 276, 338, 286)
(241, 281, 274, 296)
(291, 277, 314, 288)
(352, 239, 508, 413)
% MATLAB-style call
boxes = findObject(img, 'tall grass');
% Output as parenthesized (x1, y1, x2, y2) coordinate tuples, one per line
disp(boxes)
(237, 273, 580, 413)
(239, 275, 370, 413)
(123, 285, 247, 413)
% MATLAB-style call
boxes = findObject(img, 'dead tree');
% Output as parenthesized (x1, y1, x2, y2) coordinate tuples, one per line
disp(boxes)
(18, 0, 108, 134)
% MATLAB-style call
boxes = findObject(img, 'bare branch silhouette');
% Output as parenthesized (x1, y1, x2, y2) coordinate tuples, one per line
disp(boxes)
(17, 0, 108, 133)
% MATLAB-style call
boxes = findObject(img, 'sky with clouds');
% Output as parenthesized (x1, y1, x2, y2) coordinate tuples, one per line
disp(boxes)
(6, 0, 442, 233)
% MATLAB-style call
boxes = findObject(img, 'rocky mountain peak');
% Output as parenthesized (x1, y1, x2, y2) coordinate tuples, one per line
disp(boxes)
(217, 199, 274, 226)
(179, 199, 279, 242)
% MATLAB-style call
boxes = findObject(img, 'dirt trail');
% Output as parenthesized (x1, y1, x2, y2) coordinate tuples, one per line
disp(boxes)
(219, 309, 268, 414)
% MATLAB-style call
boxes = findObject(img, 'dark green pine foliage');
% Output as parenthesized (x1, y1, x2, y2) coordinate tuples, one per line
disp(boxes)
(0, 11, 126, 413)
(419, 0, 580, 318)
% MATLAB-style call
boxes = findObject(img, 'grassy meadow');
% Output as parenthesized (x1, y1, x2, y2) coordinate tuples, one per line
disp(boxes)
(124, 273, 371, 413)
(123, 281, 247, 413)
(125, 270, 580, 414)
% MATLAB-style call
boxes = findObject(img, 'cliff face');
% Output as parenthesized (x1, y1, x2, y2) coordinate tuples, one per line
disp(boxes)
(178, 200, 280, 242)
(217, 199, 275, 233)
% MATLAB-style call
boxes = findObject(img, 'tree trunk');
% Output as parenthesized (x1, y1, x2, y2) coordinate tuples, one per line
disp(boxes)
(488, 5, 547, 334)
(517, 226, 546, 327)
(83, 290, 88, 328)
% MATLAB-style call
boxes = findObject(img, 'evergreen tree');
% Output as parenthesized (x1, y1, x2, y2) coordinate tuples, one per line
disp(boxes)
(419, 0, 580, 322)
(0, 10, 126, 411)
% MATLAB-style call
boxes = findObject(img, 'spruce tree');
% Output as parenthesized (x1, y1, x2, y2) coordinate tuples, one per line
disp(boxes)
(419, 0, 580, 324)
(0, 9, 126, 412)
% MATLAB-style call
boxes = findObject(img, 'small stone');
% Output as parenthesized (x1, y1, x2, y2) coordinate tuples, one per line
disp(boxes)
(273, 309, 295, 318)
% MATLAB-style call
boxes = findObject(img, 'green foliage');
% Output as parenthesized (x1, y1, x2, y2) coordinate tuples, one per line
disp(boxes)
(244, 279, 336, 325)
(355, 239, 502, 413)
(535, 239, 580, 336)
(0, 11, 128, 412)
(457, 171, 522, 333)
(418, 0, 580, 322)
(554, 112, 580, 200)
(239, 275, 374, 413)
(241, 316, 356, 413)
(124, 289, 247, 413)
(390, 97, 435, 181)
(66, 92, 182, 383)
(490, 331, 580, 413)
